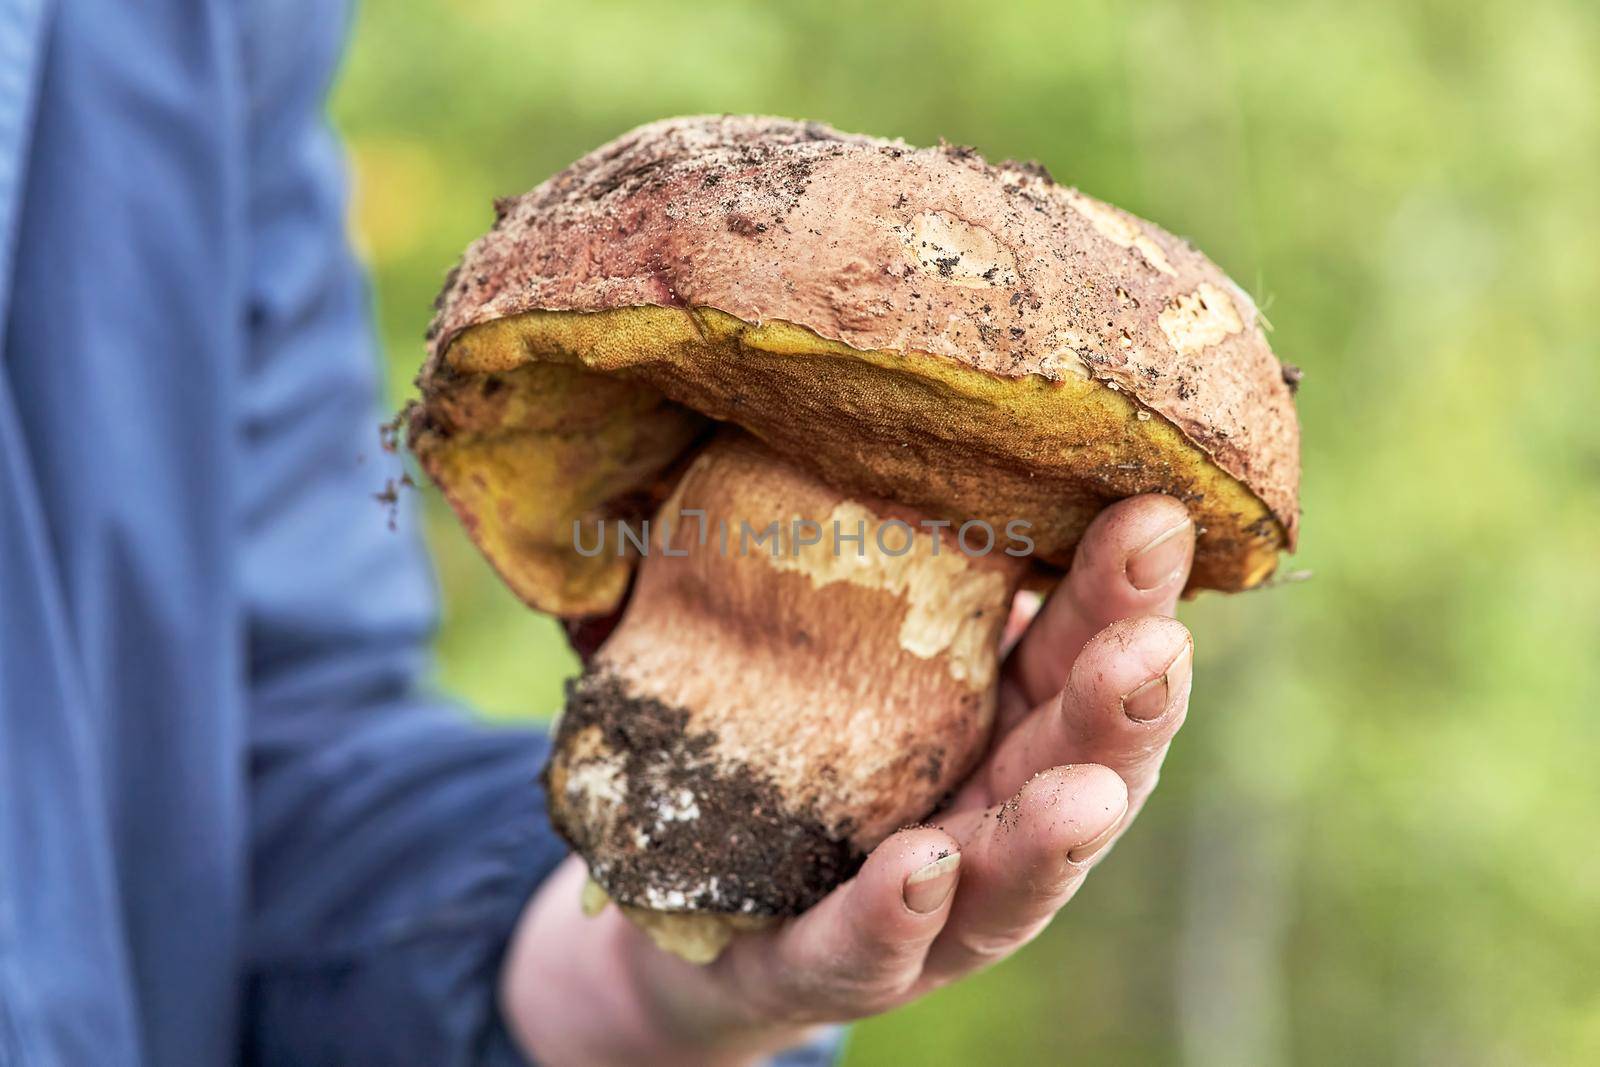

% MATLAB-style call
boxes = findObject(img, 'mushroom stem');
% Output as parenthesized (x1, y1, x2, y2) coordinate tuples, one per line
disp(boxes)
(544, 432, 1027, 962)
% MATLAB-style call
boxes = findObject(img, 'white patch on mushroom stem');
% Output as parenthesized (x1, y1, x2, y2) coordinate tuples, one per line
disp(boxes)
(654, 787, 701, 823)
(897, 211, 1018, 288)
(766, 503, 1008, 687)
(1159, 282, 1244, 356)
(564, 754, 628, 822)
(1060, 189, 1177, 276)
(643, 886, 693, 910)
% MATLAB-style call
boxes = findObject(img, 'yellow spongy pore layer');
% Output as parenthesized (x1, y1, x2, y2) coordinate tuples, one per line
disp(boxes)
(419, 305, 1282, 614)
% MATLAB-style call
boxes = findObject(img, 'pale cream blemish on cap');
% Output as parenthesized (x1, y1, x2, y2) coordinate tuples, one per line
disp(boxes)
(1159, 282, 1245, 356)
(898, 211, 1019, 288)
(1060, 189, 1177, 276)
(1039, 347, 1092, 379)
(1038, 329, 1093, 380)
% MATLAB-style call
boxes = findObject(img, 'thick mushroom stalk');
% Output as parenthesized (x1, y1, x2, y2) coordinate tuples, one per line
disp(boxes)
(544, 433, 1027, 961)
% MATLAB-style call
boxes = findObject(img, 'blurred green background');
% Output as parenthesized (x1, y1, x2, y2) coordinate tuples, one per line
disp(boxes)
(331, 1, 1600, 1063)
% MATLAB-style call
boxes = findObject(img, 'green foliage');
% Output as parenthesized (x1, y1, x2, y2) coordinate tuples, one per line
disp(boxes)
(332, 2, 1600, 1062)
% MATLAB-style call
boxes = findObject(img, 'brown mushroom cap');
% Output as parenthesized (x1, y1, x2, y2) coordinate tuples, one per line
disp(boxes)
(410, 115, 1300, 616)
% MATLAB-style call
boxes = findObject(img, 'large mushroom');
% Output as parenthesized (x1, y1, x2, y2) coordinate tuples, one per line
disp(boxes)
(407, 115, 1300, 962)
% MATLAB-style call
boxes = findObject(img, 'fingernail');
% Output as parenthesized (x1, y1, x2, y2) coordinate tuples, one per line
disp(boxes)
(903, 852, 961, 914)
(1121, 641, 1192, 722)
(1126, 517, 1192, 591)
(1067, 801, 1128, 866)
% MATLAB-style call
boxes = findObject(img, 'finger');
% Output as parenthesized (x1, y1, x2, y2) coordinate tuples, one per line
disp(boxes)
(975, 616, 1193, 810)
(923, 764, 1128, 981)
(725, 826, 962, 1023)
(1005, 495, 1194, 711)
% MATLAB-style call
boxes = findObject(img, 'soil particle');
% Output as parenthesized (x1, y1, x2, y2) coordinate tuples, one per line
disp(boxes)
(378, 410, 406, 454)
(1000, 158, 1055, 185)
(372, 473, 416, 530)
(546, 671, 864, 916)
(995, 793, 1022, 830)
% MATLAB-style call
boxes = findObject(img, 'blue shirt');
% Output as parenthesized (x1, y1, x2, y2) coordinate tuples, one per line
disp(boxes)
(0, 3, 850, 1066)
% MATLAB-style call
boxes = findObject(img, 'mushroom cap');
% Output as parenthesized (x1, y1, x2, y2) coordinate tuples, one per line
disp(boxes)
(410, 115, 1300, 616)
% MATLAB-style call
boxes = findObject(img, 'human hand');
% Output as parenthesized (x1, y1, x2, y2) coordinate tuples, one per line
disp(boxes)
(502, 495, 1197, 1066)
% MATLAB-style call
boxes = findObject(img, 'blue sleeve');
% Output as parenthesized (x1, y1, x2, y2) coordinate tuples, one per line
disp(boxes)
(235, 40, 562, 1064)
